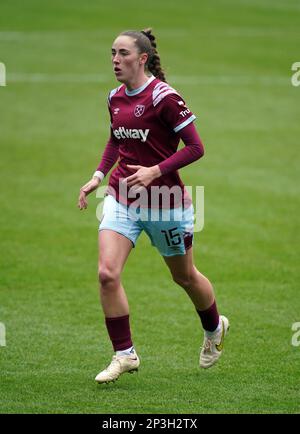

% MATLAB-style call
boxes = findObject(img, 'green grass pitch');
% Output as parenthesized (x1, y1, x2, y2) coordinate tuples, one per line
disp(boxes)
(0, 0, 299, 414)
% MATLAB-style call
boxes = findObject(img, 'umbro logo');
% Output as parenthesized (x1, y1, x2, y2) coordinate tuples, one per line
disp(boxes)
(114, 108, 120, 115)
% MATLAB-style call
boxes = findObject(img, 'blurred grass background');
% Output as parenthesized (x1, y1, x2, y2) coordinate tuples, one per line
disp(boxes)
(0, 0, 299, 413)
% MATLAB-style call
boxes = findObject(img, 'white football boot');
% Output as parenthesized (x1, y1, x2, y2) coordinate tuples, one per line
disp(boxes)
(200, 315, 230, 369)
(95, 353, 140, 384)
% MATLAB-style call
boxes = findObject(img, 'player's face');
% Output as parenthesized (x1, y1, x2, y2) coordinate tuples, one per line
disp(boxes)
(111, 36, 146, 83)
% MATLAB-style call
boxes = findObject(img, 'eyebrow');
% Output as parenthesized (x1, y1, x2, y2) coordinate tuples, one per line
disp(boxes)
(111, 48, 130, 53)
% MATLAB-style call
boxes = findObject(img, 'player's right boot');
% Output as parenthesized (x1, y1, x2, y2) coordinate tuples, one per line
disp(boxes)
(95, 353, 140, 384)
(200, 315, 230, 369)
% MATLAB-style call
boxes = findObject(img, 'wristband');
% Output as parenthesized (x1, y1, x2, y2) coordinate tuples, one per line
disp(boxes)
(93, 170, 105, 181)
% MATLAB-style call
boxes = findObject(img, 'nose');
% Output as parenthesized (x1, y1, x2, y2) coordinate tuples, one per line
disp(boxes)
(112, 54, 120, 64)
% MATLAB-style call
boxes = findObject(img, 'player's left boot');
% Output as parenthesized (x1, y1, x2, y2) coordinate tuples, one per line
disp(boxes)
(200, 315, 230, 369)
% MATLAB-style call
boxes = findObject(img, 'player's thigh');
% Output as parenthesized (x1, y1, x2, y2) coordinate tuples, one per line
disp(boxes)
(163, 246, 195, 283)
(98, 230, 133, 276)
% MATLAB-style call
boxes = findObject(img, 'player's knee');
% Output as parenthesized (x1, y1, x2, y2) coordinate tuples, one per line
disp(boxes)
(98, 265, 120, 289)
(172, 272, 192, 289)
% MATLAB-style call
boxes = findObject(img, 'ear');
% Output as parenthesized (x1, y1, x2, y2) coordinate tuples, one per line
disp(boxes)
(139, 52, 148, 65)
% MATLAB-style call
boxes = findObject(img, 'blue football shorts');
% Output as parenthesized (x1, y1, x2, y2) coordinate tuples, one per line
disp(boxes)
(99, 194, 194, 257)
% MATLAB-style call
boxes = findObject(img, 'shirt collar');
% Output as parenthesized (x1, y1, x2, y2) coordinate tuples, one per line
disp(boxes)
(125, 75, 155, 96)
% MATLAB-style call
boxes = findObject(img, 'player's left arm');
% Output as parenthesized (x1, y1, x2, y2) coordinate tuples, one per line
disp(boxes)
(125, 92, 204, 187)
(125, 163, 161, 188)
(157, 121, 204, 175)
(125, 122, 204, 187)
(154, 92, 204, 175)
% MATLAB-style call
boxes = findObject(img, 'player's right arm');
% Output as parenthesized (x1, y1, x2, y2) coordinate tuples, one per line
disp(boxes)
(78, 89, 120, 210)
(77, 134, 119, 210)
(78, 176, 101, 210)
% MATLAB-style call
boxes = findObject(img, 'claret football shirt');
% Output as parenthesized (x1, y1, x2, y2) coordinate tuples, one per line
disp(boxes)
(97, 75, 197, 207)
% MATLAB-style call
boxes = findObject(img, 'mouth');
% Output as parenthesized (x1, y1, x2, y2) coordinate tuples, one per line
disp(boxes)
(114, 67, 122, 74)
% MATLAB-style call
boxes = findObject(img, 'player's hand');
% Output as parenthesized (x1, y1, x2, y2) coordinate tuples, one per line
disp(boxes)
(125, 165, 161, 189)
(78, 177, 101, 210)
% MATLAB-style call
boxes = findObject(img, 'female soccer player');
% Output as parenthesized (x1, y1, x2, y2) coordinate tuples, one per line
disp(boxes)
(78, 29, 229, 384)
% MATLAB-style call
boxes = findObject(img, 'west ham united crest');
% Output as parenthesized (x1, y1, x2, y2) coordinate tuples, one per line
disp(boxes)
(134, 104, 145, 117)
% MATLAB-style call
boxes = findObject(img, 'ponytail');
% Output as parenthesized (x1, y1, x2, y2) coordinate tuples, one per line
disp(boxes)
(140, 28, 166, 82)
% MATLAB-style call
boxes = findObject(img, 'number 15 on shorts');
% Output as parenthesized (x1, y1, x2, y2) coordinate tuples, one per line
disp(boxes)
(161, 227, 181, 246)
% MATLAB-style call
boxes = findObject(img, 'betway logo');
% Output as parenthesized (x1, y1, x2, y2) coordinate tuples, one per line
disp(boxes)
(113, 127, 149, 142)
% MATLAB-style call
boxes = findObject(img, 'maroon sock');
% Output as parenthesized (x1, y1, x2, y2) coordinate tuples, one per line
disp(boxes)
(105, 314, 133, 351)
(196, 300, 220, 332)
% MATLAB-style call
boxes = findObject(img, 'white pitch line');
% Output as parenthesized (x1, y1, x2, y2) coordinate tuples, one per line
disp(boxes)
(170, 75, 289, 86)
(0, 29, 191, 40)
(224, 0, 300, 12)
(6, 72, 290, 86)
(8, 73, 109, 83)
(0, 27, 299, 40)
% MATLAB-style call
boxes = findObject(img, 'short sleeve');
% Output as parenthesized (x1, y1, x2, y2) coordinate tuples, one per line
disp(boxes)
(155, 92, 196, 133)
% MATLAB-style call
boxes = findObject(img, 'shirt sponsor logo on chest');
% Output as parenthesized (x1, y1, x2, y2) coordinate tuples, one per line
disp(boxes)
(113, 127, 150, 142)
